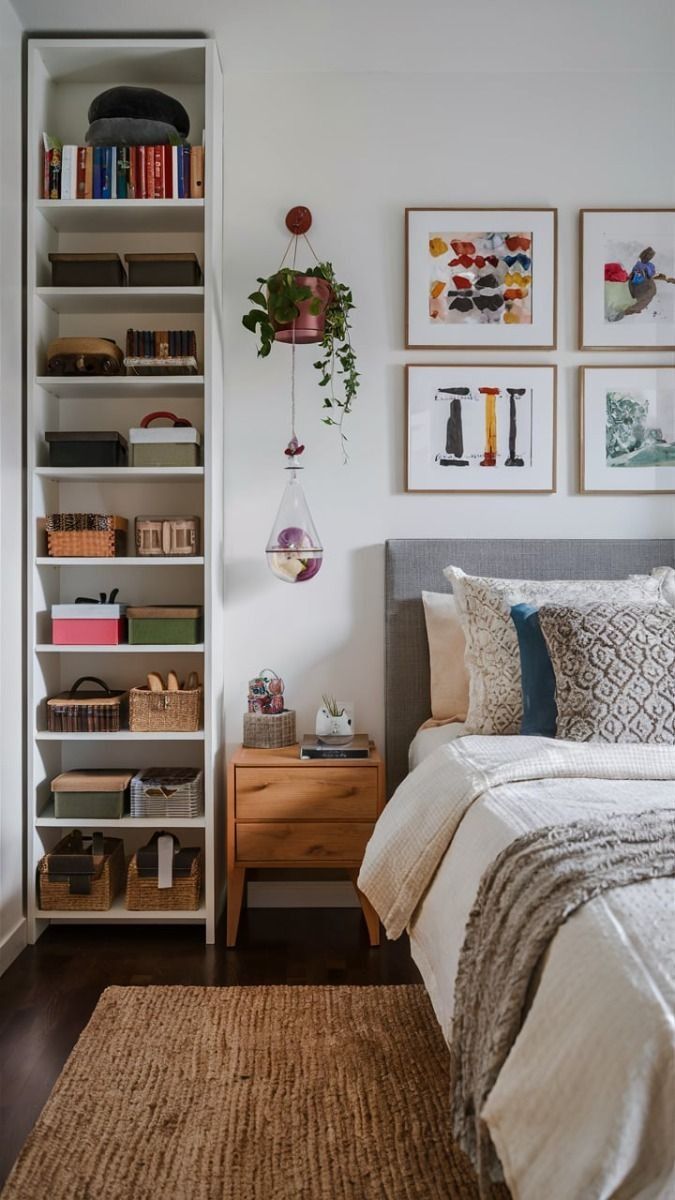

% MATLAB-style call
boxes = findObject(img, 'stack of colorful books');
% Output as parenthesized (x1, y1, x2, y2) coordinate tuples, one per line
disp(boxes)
(42, 137, 204, 200)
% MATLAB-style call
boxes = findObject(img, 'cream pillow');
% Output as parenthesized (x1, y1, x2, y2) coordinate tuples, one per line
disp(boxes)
(421, 591, 469, 722)
(444, 565, 674, 736)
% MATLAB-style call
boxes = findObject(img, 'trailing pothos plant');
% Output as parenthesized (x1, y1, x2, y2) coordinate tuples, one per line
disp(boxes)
(242, 262, 359, 460)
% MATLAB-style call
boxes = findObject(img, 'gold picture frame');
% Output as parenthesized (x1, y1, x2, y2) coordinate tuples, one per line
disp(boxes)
(580, 365, 675, 494)
(405, 207, 558, 350)
(406, 363, 557, 494)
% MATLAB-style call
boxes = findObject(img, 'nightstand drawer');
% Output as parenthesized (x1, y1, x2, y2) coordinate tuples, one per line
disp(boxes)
(234, 767, 378, 820)
(236, 821, 374, 863)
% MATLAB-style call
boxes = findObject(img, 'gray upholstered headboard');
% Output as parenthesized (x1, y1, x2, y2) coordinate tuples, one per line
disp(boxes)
(385, 538, 675, 796)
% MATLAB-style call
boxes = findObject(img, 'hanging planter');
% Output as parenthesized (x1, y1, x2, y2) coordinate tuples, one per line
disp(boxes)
(270, 272, 333, 344)
(242, 206, 359, 459)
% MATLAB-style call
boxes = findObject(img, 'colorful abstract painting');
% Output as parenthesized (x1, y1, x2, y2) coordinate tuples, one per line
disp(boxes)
(428, 231, 533, 326)
(407, 209, 556, 349)
(581, 210, 675, 349)
(603, 241, 675, 325)
(581, 367, 675, 493)
(407, 365, 556, 493)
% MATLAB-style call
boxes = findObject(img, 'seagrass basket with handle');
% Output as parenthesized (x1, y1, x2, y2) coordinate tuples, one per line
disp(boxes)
(38, 831, 126, 911)
(129, 681, 203, 732)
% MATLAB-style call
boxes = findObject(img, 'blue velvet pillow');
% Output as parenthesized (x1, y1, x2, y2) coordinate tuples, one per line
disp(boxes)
(510, 603, 557, 737)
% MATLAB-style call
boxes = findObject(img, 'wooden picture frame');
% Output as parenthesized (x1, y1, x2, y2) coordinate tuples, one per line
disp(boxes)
(580, 365, 675, 494)
(405, 207, 557, 350)
(406, 363, 557, 494)
(579, 209, 675, 350)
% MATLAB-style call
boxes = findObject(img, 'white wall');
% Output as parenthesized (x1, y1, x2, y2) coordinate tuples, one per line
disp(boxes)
(222, 62, 675, 756)
(0, 0, 26, 971)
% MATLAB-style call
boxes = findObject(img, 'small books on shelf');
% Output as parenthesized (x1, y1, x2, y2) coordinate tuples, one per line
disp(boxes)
(42, 135, 204, 200)
(299, 734, 371, 760)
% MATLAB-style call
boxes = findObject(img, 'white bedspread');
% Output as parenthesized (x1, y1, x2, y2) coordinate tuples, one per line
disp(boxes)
(358, 736, 675, 1200)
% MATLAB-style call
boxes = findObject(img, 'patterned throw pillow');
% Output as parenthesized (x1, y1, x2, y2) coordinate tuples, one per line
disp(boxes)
(538, 603, 675, 744)
(443, 566, 674, 736)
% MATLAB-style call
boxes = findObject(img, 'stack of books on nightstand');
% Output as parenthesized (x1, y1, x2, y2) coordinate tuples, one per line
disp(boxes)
(299, 734, 370, 760)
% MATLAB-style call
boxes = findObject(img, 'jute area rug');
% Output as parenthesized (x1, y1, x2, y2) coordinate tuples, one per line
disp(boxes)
(2, 984, 508, 1200)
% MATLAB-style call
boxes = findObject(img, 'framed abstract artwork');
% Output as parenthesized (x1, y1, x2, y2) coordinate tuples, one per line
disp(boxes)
(405, 208, 557, 349)
(580, 210, 675, 349)
(580, 366, 675, 494)
(406, 364, 556, 493)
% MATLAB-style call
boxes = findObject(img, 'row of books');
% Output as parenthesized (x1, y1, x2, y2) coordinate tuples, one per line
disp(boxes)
(126, 329, 197, 359)
(42, 137, 204, 201)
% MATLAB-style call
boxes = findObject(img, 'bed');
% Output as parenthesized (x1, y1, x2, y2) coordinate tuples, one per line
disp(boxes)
(361, 539, 675, 1200)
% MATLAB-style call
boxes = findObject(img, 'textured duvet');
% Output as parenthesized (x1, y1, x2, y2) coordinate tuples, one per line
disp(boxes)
(358, 736, 675, 1200)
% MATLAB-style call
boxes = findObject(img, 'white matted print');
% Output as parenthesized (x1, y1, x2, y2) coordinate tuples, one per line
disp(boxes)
(581, 366, 675, 494)
(406, 208, 557, 348)
(406, 365, 556, 493)
(580, 210, 675, 349)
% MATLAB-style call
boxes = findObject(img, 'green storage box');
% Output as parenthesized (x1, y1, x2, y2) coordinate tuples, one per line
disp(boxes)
(126, 605, 202, 645)
(51, 769, 133, 819)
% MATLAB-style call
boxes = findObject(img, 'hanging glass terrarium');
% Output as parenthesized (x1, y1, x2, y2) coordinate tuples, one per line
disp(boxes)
(266, 447, 323, 583)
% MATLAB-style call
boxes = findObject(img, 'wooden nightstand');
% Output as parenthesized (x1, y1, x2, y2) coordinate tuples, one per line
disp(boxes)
(226, 743, 386, 947)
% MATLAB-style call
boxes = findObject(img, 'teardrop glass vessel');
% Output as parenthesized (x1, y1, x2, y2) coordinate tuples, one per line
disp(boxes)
(266, 467, 323, 583)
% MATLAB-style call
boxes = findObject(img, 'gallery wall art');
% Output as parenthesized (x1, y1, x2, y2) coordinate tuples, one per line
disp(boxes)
(406, 208, 557, 349)
(406, 364, 556, 493)
(580, 210, 675, 349)
(580, 366, 675, 494)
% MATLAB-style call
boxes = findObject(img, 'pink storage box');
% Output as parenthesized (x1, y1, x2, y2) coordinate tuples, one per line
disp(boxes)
(51, 603, 127, 646)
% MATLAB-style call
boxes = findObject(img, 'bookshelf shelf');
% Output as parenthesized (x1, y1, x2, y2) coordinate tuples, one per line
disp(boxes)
(35, 466, 204, 482)
(36, 557, 205, 567)
(36, 644, 205, 654)
(35, 731, 206, 742)
(27, 37, 224, 941)
(38, 896, 207, 923)
(36, 287, 205, 314)
(36, 804, 207, 829)
(35, 375, 205, 400)
(36, 199, 205, 233)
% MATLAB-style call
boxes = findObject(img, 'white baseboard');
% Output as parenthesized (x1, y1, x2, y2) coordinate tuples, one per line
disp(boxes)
(0, 915, 26, 975)
(247, 881, 360, 908)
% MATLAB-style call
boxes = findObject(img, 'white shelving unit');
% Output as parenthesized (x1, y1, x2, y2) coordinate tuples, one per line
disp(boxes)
(26, 38, 225, 943)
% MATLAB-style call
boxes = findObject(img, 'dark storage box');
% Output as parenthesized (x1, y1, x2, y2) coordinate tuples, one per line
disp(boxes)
(46, 431, 128, 468)
(48, 253, 126, 288)
(124, 253, 202, 287)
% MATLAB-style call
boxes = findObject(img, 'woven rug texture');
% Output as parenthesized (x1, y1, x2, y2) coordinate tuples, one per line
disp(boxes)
(2, 984, 507, 1200)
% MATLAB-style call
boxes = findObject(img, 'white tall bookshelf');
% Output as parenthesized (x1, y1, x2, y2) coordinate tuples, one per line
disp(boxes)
(26, 38, 225, 942)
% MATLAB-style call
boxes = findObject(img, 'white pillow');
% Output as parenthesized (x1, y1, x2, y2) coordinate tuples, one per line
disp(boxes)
(444, 565, 674, 736)
(421, 592, 469, 722)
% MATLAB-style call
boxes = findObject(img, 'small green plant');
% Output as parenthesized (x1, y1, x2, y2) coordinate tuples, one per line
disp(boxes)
(321, 693, 345, 717)
(242, 262, 359, 459)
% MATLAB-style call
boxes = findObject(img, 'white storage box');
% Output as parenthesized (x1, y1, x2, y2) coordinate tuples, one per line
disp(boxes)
(129, 412, 201, 467)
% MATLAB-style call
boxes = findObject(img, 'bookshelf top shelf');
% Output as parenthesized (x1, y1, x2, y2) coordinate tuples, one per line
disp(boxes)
(36, 199, 205, 234)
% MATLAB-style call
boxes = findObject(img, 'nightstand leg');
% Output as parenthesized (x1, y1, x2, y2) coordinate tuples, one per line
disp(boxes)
(349, 871, 380, 947)
(226, 867, 246, 947)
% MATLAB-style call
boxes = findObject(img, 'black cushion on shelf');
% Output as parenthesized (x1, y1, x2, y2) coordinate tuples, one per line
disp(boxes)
(88, 86, 190, 137)
(85, 117, 182, 147)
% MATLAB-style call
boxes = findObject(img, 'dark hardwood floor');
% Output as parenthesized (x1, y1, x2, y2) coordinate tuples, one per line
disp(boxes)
(0, 908, 420, 1188)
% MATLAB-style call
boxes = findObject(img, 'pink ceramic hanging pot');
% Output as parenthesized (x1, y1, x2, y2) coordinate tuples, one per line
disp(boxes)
(273, 274, 333, 345)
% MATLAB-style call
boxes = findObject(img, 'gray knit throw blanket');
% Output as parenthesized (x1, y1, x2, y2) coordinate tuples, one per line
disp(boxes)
(450, 807, 675, 1198)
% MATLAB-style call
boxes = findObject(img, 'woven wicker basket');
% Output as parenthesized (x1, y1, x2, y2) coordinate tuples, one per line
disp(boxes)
(126, 852, 202, 911)
(38, 835, 126, 911)
(46, 514, 127, 558)
(129, 684, 203, 732)
(243, 709, 296, 749)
